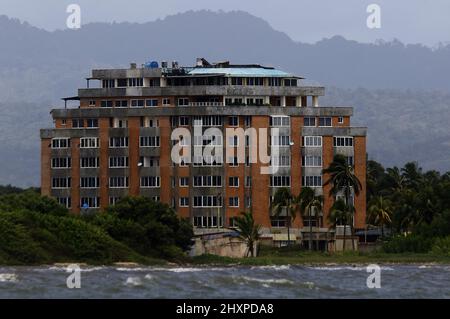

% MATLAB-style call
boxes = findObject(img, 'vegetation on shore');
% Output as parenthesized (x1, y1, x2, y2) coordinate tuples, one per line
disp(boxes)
(0, 190, 191, 265)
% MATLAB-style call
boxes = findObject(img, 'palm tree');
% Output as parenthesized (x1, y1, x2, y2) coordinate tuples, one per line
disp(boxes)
(328, 199, 354, 251)
(367, 196, 392, 238)
(298, 187, 323, 250)
(323, 154, 362, 206)
(323, 154, 362, 250)
(271, 187, 295, 245)
(234, 211, 261, 257)
(386, 167, 406, 193)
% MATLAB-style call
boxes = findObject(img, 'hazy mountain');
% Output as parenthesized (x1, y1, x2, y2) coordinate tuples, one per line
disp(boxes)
(0, 10, 449, 186)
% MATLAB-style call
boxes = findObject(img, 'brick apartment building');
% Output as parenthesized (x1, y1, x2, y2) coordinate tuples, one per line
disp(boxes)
(41, 58, 367, 244)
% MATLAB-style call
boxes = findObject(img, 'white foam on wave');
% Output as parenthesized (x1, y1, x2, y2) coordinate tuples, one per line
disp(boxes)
(144, 274, 153, 280)
(310, 265, 394, 271)
(0, 273, 18, 283)
(251, 265, 290, 271)
(148, 267, 225, 273)
(116, 267, 150, 272)
(239, 276, 294, 285)
(125, 276, 143, 286)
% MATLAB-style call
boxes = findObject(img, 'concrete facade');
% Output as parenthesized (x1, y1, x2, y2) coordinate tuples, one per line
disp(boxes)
(41, 59, 367, 241)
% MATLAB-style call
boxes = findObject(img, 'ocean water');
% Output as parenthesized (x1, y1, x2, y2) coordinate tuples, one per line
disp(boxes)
(0, 264, 449, 298)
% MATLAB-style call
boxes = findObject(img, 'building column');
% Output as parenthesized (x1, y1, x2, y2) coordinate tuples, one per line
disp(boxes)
(313, 96, 319, 107)
(281, 96, 286, 107)
(296, 96, 303, 107)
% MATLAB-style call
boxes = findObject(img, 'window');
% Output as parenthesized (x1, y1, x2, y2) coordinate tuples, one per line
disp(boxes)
(302, 175, 322, 187)
(244, 116, 251, 127)
(193, 196, 222, 207)
(140, 136, 160, 147)
(246, 196, 252, 208)
(228, 177, 239, 187)
(271, 155, 291, 167)
(109, 156, 129, 168)
(51, 157, 71, 168)
(303, 136, 322, 147)
(57, 197, 71, 208)
(271, 216, 287, 227)
(228, 197, 239, 207)
(192, 115, 222, 126)
(228, 116, 238, 126)
(141, 117, 159, 128)
(304, 117, 316, 127)
(101, 100, 113, 108)
(102, 79, 115, 88)
(228, 135, 239, 147)
(89, 100, 96, 107)
(333, 136, 353, 147)
(72, 119, 84, 128)
(52, 177, 71, 188)
(270, 176, 291, 187)
(284, 79, 297, 87)
(338, 116, 344, 124)
(270, 116, 290, 127)
(231, 77, 243, 85)
(131, 99, 145, 107)
(80, 177, 99, 188)
(346, 156, 354, 166)
(145, 99, 158, 107)
(193, 176, 222, 187)
(140, 156, 159, 167)
(128, 78, 143, 87)
(178, 98, 189, 106)
(268, 78, 282, 86)
(109, 197, 121, 205)
(117, 78, 127, 87)
(228, 156, 239, 167)
(61, 119, 67, 125)
(246, 77, 264, 86)
(152, 196, 160, 202)
(115, 100, 128, 108)
(302, 156, 322, 167)
(179, 177, 189, 187)
(271, 135, 291, 146)
(140, 176, 160, 188)
(80, 137, 99, 148)
(179, 197, 189, 207)
(179, 116, 189, 126)
(162, 98, 171, 106)
(109, 137, 129, 148)
(318, 117, 332, 127)
(51, 138, 70, 149)
(80, 197, 99, 208)
(80, 157, 99, 168)
(245, 176, 252, 187)
(86, 119, 98, 128)
(112, 118, 128, 128)
(109, 176, 129, 188)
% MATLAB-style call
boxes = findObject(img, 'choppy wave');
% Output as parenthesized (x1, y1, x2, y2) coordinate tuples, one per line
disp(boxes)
(251, 265, 290, 271)
(238, 276, 294, 285)
(0, 273, 18, 282)
(125, 276, 143, 286)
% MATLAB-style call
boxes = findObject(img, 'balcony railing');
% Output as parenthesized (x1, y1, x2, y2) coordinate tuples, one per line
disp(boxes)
(187, 102, 224, 107)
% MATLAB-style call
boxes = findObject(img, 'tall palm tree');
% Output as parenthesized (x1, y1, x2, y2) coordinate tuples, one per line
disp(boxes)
(386, 167, 406, 193)
(298, 187, 323, 250)
(323, 154, 362, 206)
(234, 211, 261, 257)
(328, 199, 354, 251)
(367, 196, 392, 238)
(271, 187, 295, 245)
(323, 154, 362, 249)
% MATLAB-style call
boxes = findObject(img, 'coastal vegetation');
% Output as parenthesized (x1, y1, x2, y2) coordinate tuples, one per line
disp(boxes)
(0, 157, 450, 265)
(0, 191, 192, 265)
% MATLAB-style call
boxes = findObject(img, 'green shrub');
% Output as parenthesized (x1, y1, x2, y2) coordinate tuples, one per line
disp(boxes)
(382, 234, 434, 253)
(431, 236, 450, 256)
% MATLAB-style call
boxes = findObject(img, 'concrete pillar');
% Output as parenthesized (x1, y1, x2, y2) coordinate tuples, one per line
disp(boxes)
(296, 96, 303, 107)
(281, 96, 286, 107)
(313, 96, 319, 107)
(264, 96, 270, 105)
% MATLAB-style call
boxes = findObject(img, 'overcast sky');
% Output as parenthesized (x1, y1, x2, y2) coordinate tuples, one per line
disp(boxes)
(1, 0, 450, 46)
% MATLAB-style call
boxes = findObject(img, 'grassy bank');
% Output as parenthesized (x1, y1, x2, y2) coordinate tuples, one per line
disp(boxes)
(188, 246, 450, 266)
